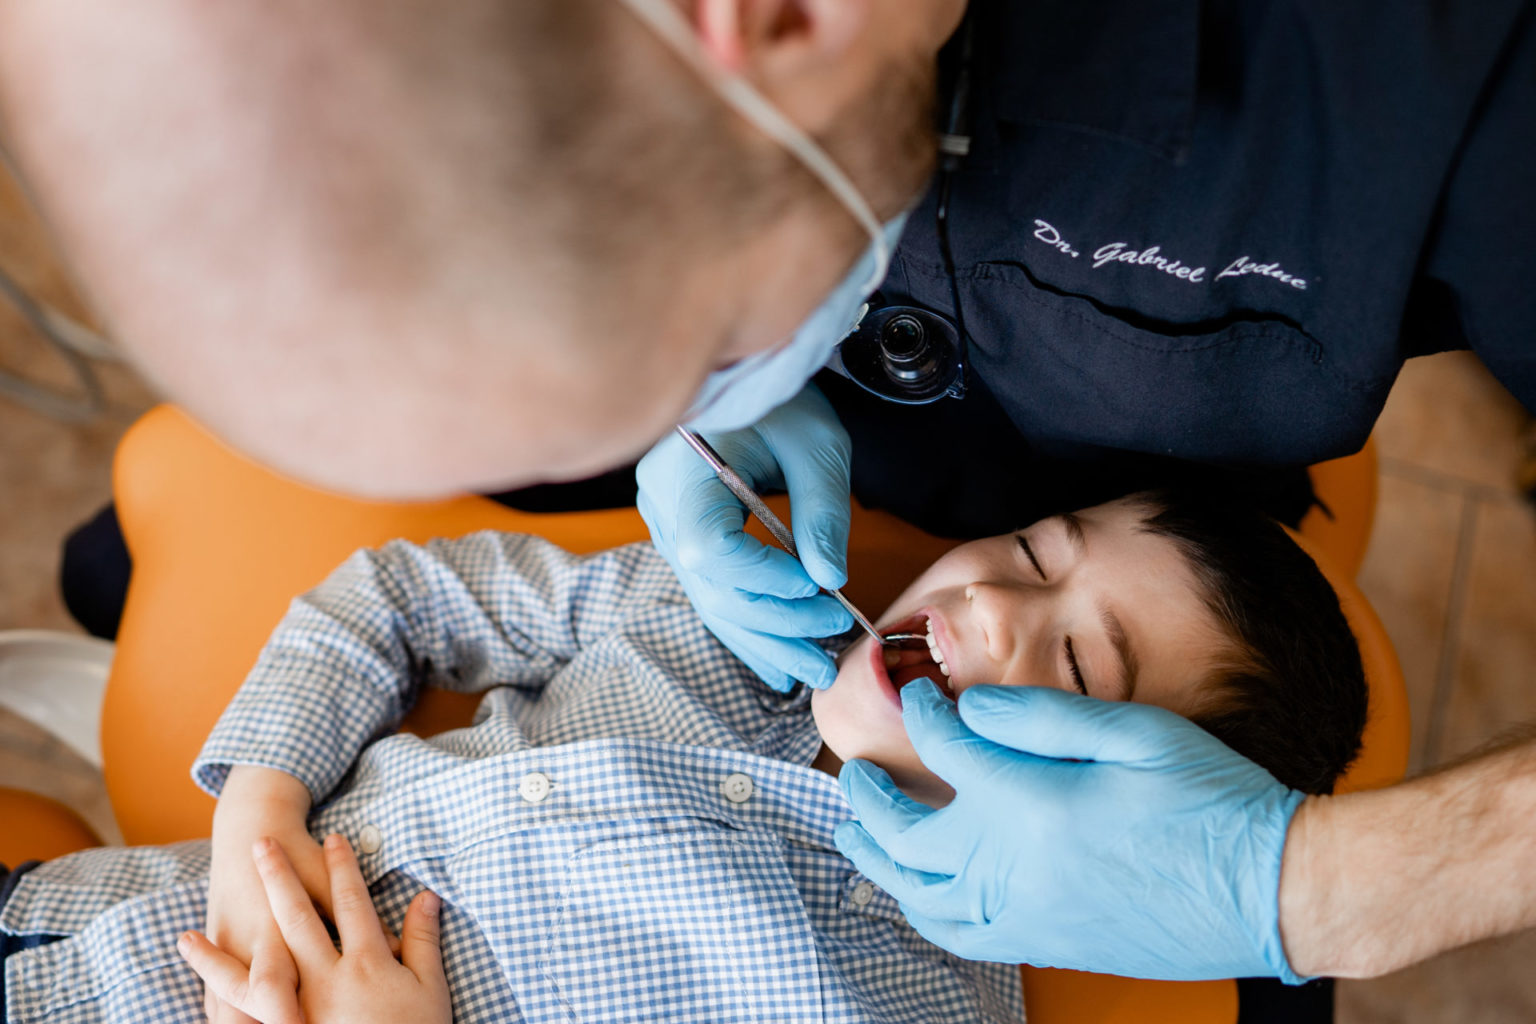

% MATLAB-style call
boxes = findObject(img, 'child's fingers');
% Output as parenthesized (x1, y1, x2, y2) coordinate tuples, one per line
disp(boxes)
(290, 834, 402, 957)
(195, 944, 262, 1024)
(289, 835, 342, 913)
(287, 833, 400, 953)
(321, 834, 392, 958)
(253, 837, 340, 969)
(178, 932, 301, 1024)
(399, 890, 449, 992)
(244, 940, 303, 1024)
(179, 932, 250, 1009)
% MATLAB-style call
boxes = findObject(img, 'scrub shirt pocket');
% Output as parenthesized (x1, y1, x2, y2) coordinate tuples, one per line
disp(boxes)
(541, 826, 824, 1024)
(961, 259, 1380, 465)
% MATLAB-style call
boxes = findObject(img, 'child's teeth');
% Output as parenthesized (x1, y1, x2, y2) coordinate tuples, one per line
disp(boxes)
(923, 618, 951, 677)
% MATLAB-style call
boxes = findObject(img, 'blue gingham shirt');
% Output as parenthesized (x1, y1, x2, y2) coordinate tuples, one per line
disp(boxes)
(3, 533, 1023, 1023)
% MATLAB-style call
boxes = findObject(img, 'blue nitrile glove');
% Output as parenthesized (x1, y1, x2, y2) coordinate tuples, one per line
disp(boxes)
(834, 680, 1310, 983)
(636, 384, 855, 691)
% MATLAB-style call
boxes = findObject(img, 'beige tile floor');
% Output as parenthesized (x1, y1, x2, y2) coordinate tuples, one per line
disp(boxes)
(3, 175, 1535, 1018)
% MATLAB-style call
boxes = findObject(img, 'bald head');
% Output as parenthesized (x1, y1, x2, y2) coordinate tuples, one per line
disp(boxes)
(0, 0, 951, 496)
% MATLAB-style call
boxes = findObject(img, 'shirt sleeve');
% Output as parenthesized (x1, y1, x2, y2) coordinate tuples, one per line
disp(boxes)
(192, 533, 683, 803)
(1408, 2, 1536, 412)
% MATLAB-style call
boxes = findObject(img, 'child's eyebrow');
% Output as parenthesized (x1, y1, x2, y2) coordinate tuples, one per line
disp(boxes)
(1057, 511, 1087, 552)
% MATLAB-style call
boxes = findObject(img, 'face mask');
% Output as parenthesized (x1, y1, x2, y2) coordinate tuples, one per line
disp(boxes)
(612, 0, 901, 433)
(682, 211, 909, 432)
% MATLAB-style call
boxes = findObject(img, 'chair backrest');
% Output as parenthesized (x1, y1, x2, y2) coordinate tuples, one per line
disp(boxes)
(0, 788, 101, 863)
(106, 405, 1407, 1024)
(1297, 443, 1378, 579)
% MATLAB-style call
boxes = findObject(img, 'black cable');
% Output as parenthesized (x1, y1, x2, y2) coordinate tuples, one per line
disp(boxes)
(934, 10, 976, 400)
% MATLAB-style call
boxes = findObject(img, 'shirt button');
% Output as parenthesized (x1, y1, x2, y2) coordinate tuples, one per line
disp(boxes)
(357, 824, 383, 855)
(720, 772, 755, 804)
(519, 771, 552, 804)
(850, 880, 876, 907)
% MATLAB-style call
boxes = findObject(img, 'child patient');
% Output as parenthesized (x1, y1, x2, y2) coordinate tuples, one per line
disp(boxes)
(0, 491, 1366, 1024)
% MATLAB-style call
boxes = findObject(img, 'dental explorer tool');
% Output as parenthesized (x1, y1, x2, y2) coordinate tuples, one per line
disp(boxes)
(674, 426, 924, 648)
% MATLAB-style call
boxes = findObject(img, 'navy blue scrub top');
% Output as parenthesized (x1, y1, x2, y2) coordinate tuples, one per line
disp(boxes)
(823, 0, 1536, 538)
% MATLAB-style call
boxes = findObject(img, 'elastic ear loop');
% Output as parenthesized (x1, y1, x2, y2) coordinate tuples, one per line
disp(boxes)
(612, 0, 891, 292)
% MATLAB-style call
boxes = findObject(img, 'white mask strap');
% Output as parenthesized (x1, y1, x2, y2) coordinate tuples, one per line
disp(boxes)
(612, 0, 892, 291)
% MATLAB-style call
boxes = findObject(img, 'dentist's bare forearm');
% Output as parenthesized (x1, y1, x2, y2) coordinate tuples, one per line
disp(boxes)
(1279, 731, 1536, 978)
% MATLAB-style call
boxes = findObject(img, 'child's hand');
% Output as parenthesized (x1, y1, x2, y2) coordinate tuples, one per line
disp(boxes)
(205, 767, 334, 1023)
(181, 834, 451, 1024)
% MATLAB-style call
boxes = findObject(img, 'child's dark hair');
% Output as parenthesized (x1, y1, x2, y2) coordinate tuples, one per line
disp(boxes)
(1136, 489, 1368, 795)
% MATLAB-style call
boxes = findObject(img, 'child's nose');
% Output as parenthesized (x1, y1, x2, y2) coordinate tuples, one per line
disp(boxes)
(963, 581, 1030, 661)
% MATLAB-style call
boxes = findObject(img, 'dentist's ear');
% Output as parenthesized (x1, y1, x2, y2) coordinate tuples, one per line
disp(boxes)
(694, 0, 870, 76)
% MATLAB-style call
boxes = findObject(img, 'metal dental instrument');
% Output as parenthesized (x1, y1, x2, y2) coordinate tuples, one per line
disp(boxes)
(675, 426, 922, 647)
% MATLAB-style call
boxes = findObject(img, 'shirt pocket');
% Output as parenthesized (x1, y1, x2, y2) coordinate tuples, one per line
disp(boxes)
(957, 257, 1386, 465)
(541, 826, 823, 1024)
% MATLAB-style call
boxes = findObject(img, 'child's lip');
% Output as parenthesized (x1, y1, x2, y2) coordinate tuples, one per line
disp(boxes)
(866, 637, 903, 708)
(870, 608, 958, 704)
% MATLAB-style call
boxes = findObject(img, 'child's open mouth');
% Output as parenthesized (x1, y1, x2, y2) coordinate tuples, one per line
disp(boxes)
(873, 612, 957, 702)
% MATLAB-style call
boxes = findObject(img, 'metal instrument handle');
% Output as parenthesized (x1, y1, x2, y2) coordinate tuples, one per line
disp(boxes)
(675, 427, 886, 645)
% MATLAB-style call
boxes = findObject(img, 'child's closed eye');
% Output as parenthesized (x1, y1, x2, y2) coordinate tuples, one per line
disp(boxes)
(1063, 636, 1088, 695)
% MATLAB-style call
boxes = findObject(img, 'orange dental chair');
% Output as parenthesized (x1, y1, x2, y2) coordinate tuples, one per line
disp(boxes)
(5, 405, 1407, 1023)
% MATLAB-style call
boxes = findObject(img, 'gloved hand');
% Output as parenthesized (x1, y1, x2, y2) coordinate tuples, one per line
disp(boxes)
(834, 679, 1310, 983)
(637, 384, 854, 691)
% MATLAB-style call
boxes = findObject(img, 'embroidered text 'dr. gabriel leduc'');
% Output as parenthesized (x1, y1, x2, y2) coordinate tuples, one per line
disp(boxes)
(1032, 219, 1308, 291)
